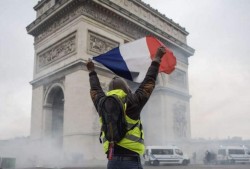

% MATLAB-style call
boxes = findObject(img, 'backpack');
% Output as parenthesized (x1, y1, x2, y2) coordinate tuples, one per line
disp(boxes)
(99, 94, 127, 143)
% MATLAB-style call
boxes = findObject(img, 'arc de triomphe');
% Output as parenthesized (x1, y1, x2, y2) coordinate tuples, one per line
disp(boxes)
(26, 0, 194, 162)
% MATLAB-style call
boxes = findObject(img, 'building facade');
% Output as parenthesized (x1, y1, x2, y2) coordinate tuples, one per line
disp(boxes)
(26, 0, 194, 163)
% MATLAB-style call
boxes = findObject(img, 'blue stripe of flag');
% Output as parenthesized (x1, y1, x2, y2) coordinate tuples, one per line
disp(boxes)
(93, 47, 133, 81)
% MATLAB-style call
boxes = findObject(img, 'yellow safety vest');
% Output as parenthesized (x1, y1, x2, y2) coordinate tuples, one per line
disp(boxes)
(99, 89, 145, 155)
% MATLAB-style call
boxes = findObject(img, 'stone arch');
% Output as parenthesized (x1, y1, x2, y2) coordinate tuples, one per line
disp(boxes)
(43, 83, 65, 148)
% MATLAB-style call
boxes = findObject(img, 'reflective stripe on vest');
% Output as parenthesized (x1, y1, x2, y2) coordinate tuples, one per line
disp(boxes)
(100, 89, 145, 155)
(102, 121, 144, 144)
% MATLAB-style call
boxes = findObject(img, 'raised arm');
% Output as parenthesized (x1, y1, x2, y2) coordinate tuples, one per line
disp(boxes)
(126, 46, 166, 119)
(87, 59, 106, 112)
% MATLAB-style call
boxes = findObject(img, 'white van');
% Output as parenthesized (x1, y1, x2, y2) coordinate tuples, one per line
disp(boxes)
(143, 145, 190, 166)
(217, 145, 250, 164)
(0, 157, 16, 168)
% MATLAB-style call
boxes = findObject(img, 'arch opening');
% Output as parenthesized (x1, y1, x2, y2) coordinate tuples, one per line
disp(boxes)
(45, 85, 64, 148)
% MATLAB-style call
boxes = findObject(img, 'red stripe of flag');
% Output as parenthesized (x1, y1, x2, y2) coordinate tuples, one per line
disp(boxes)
(146, 36, 176, 74)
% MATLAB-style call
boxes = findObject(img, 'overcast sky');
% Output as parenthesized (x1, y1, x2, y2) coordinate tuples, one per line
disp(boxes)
(0, 0, 250, 140)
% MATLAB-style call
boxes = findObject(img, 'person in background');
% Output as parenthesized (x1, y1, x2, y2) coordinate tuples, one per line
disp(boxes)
(192, 152, 196, 164)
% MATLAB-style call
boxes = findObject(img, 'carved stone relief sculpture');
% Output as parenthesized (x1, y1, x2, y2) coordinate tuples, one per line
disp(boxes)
(37, 32, 76, 70)
(88, 31, 119, 55)
(173, 102, 187, 138)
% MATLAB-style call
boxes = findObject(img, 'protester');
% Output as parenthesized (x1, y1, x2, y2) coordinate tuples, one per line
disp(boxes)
(87, 46, 166, 169)
(192, 152, 196, 164)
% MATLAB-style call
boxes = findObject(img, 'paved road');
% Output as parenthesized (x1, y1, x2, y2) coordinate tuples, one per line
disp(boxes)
(61, 164, 250, 169)
(144, 164, 250, 169)
(20, 164, 250, 169)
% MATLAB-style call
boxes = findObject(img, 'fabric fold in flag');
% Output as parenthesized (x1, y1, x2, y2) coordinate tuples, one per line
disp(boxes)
(93, 36, 176, 83)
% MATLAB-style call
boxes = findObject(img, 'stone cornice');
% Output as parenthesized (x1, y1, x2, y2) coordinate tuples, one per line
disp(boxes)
(30, 59, 113, 88)
(27, 0, 194, 56)
(155, 86, 191, 101)
(30, 59, 84, 88)
(26, 0, 71, 34)
(34, 0, 50, 10)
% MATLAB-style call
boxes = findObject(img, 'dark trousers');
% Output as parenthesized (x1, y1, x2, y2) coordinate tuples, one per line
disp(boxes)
(107, 156, 143, 169)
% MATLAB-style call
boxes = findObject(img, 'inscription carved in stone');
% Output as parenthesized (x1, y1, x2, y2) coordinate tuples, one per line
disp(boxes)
(173, 102, 187, 138)
(37, 32, 76, 70)
(169, 69, 187, 88)
(88, 31, 119, 55)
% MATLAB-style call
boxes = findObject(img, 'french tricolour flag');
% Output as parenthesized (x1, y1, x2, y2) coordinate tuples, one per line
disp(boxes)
(93, 36, 176, 83)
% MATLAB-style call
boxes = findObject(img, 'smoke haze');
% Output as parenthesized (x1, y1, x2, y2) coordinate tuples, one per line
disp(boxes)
(0, 0, 250, 148)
